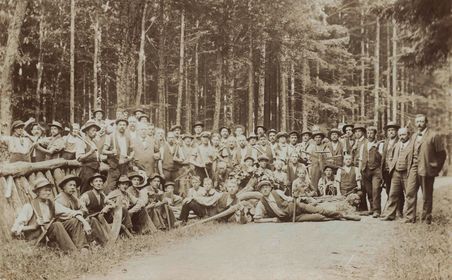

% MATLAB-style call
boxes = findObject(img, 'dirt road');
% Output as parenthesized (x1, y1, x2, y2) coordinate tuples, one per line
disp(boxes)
(81, 177, 451, 280)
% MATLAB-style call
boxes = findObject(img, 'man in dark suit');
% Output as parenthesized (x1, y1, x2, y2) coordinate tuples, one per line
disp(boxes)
(405, 114, 446, 224)
(381, 121, 404, 217)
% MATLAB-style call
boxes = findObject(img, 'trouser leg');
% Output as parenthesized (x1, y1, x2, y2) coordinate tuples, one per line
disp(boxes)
(382, 169, 391, 196)
(46, 221, 78, 251)
(179, 200, 207, 222)
(383, 171, 404, 219)
(89, 216, 110, 246)
(294, 201, 341, 219)
(420, 176, 435, 222)
(404, 167, 419, 221)
(371, 168, 383, 214)
(61, 218, 88, 249)
(359, 170, 371, 211)
(295, 213, 330, 222)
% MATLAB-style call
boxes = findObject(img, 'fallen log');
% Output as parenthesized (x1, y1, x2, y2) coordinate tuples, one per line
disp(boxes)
(0, 159, 81, 177)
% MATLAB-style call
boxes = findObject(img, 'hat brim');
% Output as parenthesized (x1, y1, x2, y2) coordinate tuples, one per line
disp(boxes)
(88, 174, 106, 184)
(328, 130, 342, 137)
(384, 125, 400, 130)
(352, 127, 366, 133)
(312, 132, 326, 138)
(116, 179, 131, 186)
(33, 182, 54, 193)
(116, 119, 129, 126)
(93, 110, 104, 115)
(58, 176, 82, 189)
(342, 125, 354, 134)
(82, 123, 101, 133)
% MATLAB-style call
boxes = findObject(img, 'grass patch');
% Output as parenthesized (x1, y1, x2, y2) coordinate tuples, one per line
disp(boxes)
(384, 183, 452, 280)
(0, 222, 231, 280)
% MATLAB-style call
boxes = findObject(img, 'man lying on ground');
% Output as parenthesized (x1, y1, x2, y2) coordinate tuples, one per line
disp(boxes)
(254, 180, 360, 223)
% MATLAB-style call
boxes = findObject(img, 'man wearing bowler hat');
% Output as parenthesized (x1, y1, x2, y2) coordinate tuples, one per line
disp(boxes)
(381, 121, 404, 217)
(340, 123, 355, 155)
(326, 128, 345, 168)
(192, 121, 204, 145)
(358, 126, 383, 217)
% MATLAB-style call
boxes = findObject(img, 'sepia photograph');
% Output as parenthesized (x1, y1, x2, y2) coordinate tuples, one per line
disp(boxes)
(0, 0, 450, 279)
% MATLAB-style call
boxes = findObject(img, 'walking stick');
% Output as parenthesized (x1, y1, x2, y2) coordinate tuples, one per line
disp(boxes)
(292, 197, 297, 223)
(164, 204, 172, 230)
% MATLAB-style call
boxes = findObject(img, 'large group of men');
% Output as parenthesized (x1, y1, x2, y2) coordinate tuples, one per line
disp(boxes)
(2, 107, 447, 252)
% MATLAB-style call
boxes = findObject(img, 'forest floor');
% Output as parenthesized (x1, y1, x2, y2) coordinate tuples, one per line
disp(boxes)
(79, 177, 452, 280)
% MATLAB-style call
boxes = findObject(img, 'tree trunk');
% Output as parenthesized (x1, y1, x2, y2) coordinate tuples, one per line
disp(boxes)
(290, 61, 295, 130)
(213, 50, 223, 131)
(386, 21, 391, 124)
(257, 39, 266, 124)
(36, 1, 44, 120)
(279, 49, 288, 131)
(373, 16, 380, 127)
(392, 17, 397, 122)
(400, 66, 405, 126)
(301, 55, 310, 130)
(157, 0, 167, 127)
(247, 31, 255, 132)
(185, 61, 191, 132)
(360, 9, 365, 121)
(136, 1, 147, 106)
(194, 19, 200, 121)
(93, 3, 101, 109)
(176, 9, 185, 126)
(0, 0, 28, 132)
(69, 0, 75, 123)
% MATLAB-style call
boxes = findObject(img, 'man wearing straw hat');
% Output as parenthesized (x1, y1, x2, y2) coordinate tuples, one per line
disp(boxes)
(11, 178, 80, 251)
(36, 121, 65, 160)
(0, 117, 35, 162)
(79, 173, 113, 244)
(55, 174, 110, 246)
(77, 119, 103, 194)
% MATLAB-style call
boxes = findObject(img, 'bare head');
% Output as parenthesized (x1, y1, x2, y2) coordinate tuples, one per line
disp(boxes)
(415, 114, 427, 132)
(398, 127, 409, 143)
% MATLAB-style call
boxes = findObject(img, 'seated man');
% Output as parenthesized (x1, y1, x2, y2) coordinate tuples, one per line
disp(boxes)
(11, 178, 81, 251)
(292, 167, 316, 197)
(126, 171, 159, 233)
(335, 155, 362, 204)
(79, 173, 113, 243)
(179, 179, 239, 224)
(105, 175, 136, 234)
(254, 180, 359, 223)
(162, 181, 183, 217)
(318, 165, 338, 196)
(146, 173, 176, 230)
(272, 159, 289, 192)
(55, 174, 111, 247)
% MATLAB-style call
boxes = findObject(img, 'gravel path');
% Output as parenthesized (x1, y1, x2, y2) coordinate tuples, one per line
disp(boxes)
(80, 177, 452, 280)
